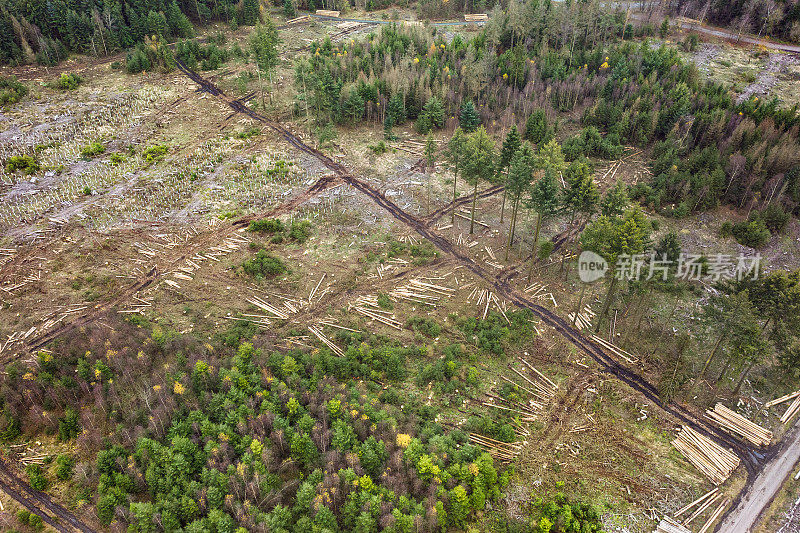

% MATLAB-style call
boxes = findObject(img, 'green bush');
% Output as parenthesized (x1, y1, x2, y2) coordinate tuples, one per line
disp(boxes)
(58, 408, 80, 441)
(288, 220, 312, 243)
(80, 141, 105, 159)
(242, 251, 288, 279)
(248, 218, 285, 233)
(5, 155, 39, 174)
(759, 204, 790, 233)
(406, 316, 442, 337)
(142, 144, 169, 162)
(54, 72, 82, 90)
(732, 217, 771, 248)
(26, 464, 48, 491)
(28, 513, 44, 532)
(56, 454, 75, 481)
(0, 77, 28, 106)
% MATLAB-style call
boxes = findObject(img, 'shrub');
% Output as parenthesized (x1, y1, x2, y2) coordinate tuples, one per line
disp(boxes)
(26, 464, 48, 491)
(142, 144, 169, 162)
(732, 217, 771, 248)
(242, 251, 288, 279)
(54, 72, 82, 90)
(5, 155, 39, 174)
(288, 220, 312, 243)
(249, 218, 285, 233)
(56, 454, 75, 481)
(28, 513, 44, 531)
(80, 141, 105, 159)
(58, 408, 80, 441)
(406, 316, 442, 337)
(0, 77, 28, 106)
(759, 204, 790, 233)
(368, 141, 388, 154)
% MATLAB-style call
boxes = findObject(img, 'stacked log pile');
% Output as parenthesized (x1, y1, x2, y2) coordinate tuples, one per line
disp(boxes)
(766, 390, 800, 424)
(671, 426, 740, 484)
(652, 517, 691, 533)
(704, 403, 772, 446)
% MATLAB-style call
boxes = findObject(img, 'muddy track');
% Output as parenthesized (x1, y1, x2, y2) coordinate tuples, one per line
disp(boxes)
(173, 60, 763, 473)
(0, 458, 96, 532)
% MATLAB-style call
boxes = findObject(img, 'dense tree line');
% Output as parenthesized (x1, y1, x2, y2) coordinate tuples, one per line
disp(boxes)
(0, 0, 263, 65)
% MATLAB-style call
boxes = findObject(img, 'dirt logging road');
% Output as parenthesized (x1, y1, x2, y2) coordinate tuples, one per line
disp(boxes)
(0, 459, 96, 532)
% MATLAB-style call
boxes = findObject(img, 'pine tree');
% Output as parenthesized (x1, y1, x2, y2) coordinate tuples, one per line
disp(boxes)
(284, 0, 297, 19)
(505, 143, 534, 260)
(250, 18, 280, 108)
(446, 128, 468, 224)
(461, 127, 496, 234)
(498, 125, 522, 223)
(600, 179, 629, 217)
(241, 0, 260, 26)
(525, 168, 561, 281)
(581, 208, 652, 332)
(459, 100, 480, 132)
(524, 109, 550, 145)
(563, 158, 599, 222)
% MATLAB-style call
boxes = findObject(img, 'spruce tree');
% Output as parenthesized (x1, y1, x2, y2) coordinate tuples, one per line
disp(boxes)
(459, 100, 480, 132)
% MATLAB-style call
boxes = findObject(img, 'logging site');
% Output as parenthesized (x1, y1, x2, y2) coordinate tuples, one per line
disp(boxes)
(2, 0, 800, 532)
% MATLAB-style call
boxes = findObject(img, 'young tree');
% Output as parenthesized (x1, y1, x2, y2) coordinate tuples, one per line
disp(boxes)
(446, 128, 467, 225)
(505, 143, 534, 260)
(698, 290, 752, 380)
(563, 158, 599, 222)
(524, 109, 550, 145)
(241, 0, 260, 26)
(600, 179, 629, 217)
(250, 18, 280, 109)
(424, 133, 437, 213)
(459, 100, 480, 132)
(498, 125, 522, 223)
(581, 207, 652, 332)
(525, 167, 561, 282)
(461, 127, 496, 234)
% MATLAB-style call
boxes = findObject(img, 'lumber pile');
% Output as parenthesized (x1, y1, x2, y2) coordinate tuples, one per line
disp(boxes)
(704, 403, 772, 446)
(590, 334, 637, 364)
(568, 304, 595, 329)
(464, 13, 488, 21)
(349, 295, 403, 330)
(307, 325, 345, 357)
(484, 358, 557, 422)
(316, 9, 340, 17)
(469, 433, 523, 463)
(467, 287, 512, 323)
(286, 15, 311, 24)
(766, 389, 800, 424)
(652, 517, 691, 533)
(389, 278, 455, 307)
(698, 498, 729, 533)
(523, 282, 557, 307)
(671, 426, 740, 484)
(456, 233, 479, 248)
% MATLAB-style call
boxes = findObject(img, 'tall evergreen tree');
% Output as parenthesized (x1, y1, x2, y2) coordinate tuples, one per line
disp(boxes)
(459, 100, 480, 132)
(498, 125, 522, 224)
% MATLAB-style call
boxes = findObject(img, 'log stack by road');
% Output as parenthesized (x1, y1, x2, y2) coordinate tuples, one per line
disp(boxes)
(671, 426, 740, 484)
(704, 403, 772, 446)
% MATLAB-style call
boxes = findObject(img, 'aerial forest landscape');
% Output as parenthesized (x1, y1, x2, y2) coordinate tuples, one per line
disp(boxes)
(2, 0, 800, 531)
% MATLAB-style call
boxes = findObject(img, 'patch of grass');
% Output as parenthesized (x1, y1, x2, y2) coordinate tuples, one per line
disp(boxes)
(377, 293, 393, 310)
(242, 251, 288, 279)
(288, 220, 312, 243)
(235, 126, 261, 140)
